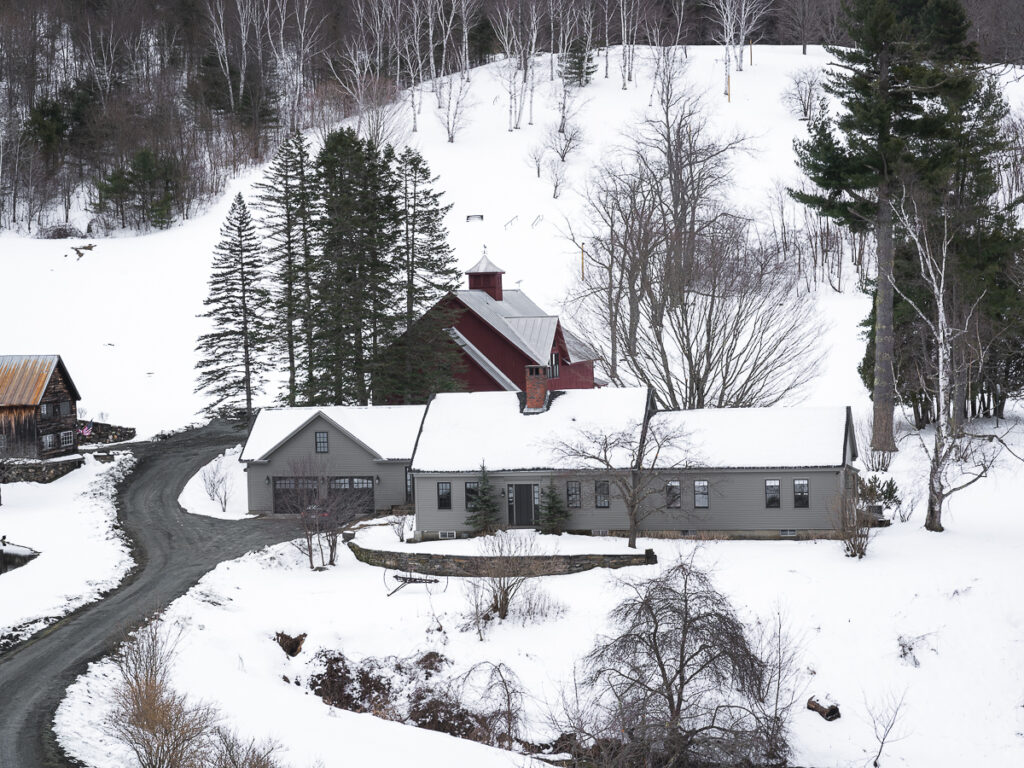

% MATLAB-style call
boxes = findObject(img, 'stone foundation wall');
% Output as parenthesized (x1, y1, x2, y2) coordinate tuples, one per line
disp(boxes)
(77, 420, 136, 444)
(1, 457, 85, 484)
(347, 541, 657, 577)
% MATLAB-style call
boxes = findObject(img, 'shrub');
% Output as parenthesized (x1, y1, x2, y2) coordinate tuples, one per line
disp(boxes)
(465, 463, 502, 533)
(538, 481, 570, 534)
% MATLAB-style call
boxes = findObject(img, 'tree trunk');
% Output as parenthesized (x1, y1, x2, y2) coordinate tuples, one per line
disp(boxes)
(872, 188, 898, 452)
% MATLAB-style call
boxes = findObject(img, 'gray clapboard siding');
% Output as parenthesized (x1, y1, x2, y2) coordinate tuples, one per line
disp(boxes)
(245, 414, 408, 514)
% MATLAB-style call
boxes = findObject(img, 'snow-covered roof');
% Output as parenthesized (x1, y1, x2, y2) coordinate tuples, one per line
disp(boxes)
(466, 253, 505, 274)
(650, 406, 854, 469)
(241, 405, 427, 463)
(411, 388, 651, 472)
(449, 329, 519, 391)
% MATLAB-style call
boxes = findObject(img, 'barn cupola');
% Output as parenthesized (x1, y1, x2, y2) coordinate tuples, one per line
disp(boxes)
(466, 251, 505, 301)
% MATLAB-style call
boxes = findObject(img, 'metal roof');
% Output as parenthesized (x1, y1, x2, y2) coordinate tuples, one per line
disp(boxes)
(0, 355, 80, 407)
(465, 253, 506, 274)
(453, 289, 558, 365)
(449, 329, 519, 391)
(506, 316, 558, 364)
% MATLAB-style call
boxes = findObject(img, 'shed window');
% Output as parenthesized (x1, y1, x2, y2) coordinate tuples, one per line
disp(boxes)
(40, 403, 52, 418)
(694, 480, 709, 509)
(437, 482, 452, 510)
(765, 480, 781, 509)
(60, 430, 74, 448)
(314, 431, 329, 453)
(595, 480, 610, 508)
(666, 480, 681, 509)
(794, 479, 809, 508)
(465, 481, 479, 506)
(60, 400, 72, 417)
(41, 433, 56, 450)
(567, 481, 581, 508)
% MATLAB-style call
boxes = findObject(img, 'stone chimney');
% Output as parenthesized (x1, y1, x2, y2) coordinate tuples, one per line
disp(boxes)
(523, 365, 550, 413)
(466, 251, 505, 301)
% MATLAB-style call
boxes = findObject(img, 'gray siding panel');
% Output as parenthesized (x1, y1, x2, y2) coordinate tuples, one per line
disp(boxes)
(413, 468, 846, 534)
(244, 415, 408, 514)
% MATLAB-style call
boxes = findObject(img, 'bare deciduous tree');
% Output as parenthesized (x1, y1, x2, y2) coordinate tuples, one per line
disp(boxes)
(471, 531, 541, 619)
(544, 157, 567, 198)
(201, 457, 232, 515)
(867, 689, 908, 767)
(782, 67, 822, 121)
(545, 121, 583, 161)
(434, 69, 473, 142)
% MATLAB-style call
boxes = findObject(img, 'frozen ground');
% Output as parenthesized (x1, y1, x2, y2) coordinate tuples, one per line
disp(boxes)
(178, 445, 250, 520)
(0, 454, 134, 648)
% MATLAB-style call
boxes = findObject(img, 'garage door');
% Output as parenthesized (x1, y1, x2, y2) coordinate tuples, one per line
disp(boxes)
(273, 477, 318, 514)
(327, 476, 375, 521)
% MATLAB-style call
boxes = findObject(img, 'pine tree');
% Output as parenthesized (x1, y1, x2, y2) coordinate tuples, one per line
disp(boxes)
(254, 131, 318, 406)
(559, 39, 597, 87)
(792, 0, 974, 453)
(538, 481, 570, 534)
(313, 128, 402, 405)
(465, 463, 502, 533)
(195, 193, 272, 420)
(374, 148, 464, 403)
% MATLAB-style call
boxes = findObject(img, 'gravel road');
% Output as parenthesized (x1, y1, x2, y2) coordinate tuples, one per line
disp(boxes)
(0, 422, 296, 767)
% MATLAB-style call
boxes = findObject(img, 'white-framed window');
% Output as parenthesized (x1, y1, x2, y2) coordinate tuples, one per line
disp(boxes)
(41, 433, 57, 450)
(439, 530, 457, 540)
(592, 529, 610, 536)
(60, 430, 74, 448)
(780, 529, 797, 538)
(694, 480, 709, 509)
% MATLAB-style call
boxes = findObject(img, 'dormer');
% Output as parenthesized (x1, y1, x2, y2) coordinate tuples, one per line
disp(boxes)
(466, 252, 505, 301)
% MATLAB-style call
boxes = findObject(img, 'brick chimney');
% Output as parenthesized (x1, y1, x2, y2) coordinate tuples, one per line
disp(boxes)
(466, 251, 505, 301)
(524, 365, 550, 413)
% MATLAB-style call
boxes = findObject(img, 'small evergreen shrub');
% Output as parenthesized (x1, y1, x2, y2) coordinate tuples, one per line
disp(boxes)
(538, 481, 570, 534)
(465, 462, 502, 533)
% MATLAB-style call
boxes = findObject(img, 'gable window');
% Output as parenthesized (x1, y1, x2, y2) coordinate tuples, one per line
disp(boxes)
(60, 400, 72, 417)
(314, 431, 329, 453)
(794, 479, 809, 508)
(765, 479, 781, 509)
(550, 352, 560, 378)
(595, 480, 610, 508)
(465, 481, 479, 506)
(666, 480, 681, 509)
(694, 480, 709, 509)
(566, 481, 581, 508)
(40, 403, 52, 419)
(60, 430, 74, 448)
(437, 482, 452, 510)
(41, 433, 57, 450)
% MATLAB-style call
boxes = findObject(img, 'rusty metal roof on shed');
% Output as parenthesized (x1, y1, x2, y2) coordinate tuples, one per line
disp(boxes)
(0, 355, 81, 406)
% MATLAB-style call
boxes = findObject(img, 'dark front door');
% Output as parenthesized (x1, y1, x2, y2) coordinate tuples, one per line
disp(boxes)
(510, 483, 537, 526)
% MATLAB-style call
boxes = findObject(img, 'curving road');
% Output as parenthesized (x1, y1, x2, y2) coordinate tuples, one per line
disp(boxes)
(0, 422, 297, 767)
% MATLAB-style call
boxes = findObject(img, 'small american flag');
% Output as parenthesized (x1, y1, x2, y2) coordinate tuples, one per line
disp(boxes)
(78, 423, 93, 437)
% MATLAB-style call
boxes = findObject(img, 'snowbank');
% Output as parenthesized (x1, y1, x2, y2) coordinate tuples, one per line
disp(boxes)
(177, 445, 250, 520)
(0, 453, 135, 648)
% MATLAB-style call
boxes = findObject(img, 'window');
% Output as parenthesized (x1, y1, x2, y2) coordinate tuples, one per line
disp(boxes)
(567, 481, 581, 508)
(406, 468, 413, 503)
(274, 477, 296, 490)
(439, 531, 457, 539)
(595, 480, 610, 508)
(60, 400, 72, 417)
(780, 529, 797, 538)
(60, 430, 74, 448)
(329, 477, 350, 491)
(314, 431, 329, 453)
(353, 477, 373, 489)
(765, 479, 781, 508)
(666, 480, 681, 509)
(794, 479, 809, 508)
(40, 403, 51, 419)
(296, 477, 318, 492)
(41, 433, 56, 450)
(437, 482, 452, 510)
(550, 352, 560, 378)
(465, 481, 479, 506)
(694, 480, 709, 509)
(592, 529, 609, 536)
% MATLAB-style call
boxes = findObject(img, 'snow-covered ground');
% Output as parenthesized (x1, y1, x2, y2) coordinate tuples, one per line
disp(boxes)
(177, 445, 251, 520)
(0, 454, 134, 647)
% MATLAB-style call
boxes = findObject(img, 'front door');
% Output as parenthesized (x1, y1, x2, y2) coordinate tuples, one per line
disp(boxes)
(509, 483, 537, 527)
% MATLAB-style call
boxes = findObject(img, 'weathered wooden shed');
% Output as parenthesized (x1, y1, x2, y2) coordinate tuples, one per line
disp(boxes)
(0, 355, 81, 459)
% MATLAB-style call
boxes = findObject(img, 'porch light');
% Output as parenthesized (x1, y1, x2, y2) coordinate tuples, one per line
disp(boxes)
(265, 476, 270, 485)
(375, 475, 381, 485)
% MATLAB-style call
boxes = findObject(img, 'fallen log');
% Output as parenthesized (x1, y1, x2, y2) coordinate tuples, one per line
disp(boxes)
(807, 696, 841, 721)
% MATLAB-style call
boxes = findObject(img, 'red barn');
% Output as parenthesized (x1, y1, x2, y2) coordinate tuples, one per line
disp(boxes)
(432, 254, 599, 392)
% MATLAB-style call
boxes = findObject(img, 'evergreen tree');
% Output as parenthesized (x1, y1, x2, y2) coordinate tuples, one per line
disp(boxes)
(538, 481, 570, 534)
(254, 131, 318, 406)
(195, 193, 272, 420)
(793, 0, 975, 452)
(559, 39, 597, 87)
(466, 463, 502, 533)
(313, 128, 402, 405)
(374, 148, 465, 403)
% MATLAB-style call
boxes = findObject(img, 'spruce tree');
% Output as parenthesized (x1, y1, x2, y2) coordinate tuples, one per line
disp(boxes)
(195, 193, 272, 420)
(559, 39, 597, 87)
(538, 481, 570, 534)
(313, 128, 402, 405)
(792, 0, 974, 452)
(374, 148, 464, 403)
(466, 463, 502, 533)
(254, 131, 318, 406)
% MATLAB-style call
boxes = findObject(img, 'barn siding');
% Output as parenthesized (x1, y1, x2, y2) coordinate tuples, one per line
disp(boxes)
(413, 467, 848, 536)
(245, 414, 409, 515)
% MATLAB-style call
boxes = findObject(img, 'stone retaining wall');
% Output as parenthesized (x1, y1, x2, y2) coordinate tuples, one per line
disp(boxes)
(1, 457, 85, 484)
(347, 541, 656, 577)
(77, 420, 136, 444)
